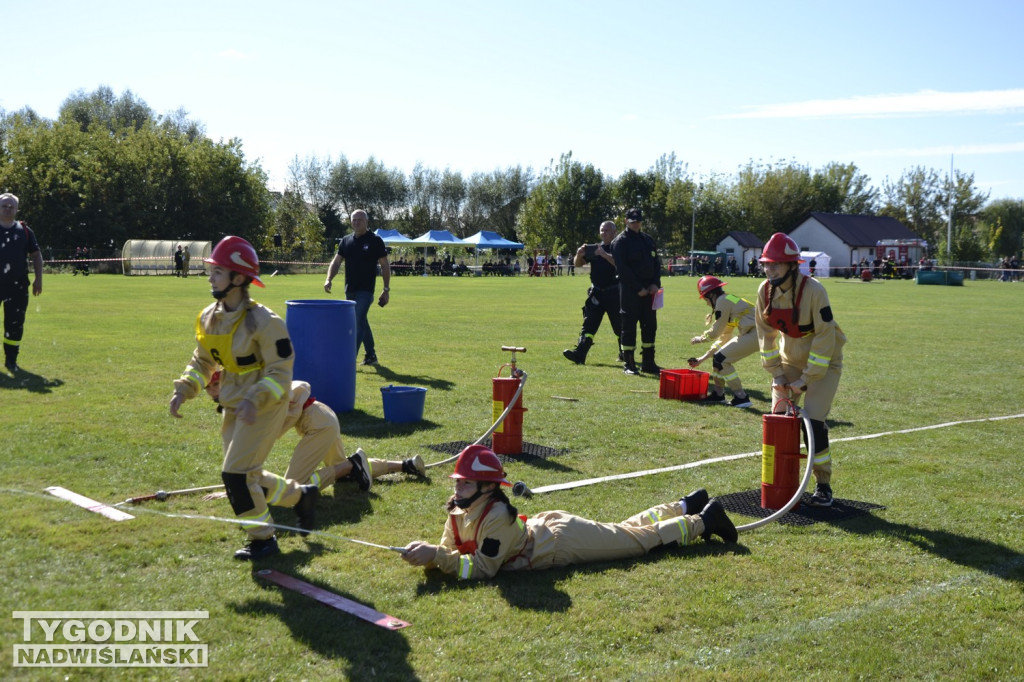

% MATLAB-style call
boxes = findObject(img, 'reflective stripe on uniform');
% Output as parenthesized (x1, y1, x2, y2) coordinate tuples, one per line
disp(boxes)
(808, 352, 830, 368)
(2, 338, 19, 347)
(813, 450, 831, 465)
(264, 475, 287, 505)
(644, 510, 662, 524)
(181, 368, 205, 389)
(761, 348, 780, 362)
(309, 472, 322, 488)
(237, 507, 272, 529)
(458, 555, 474, 579)
(721, 369, 739, 382)
(673, 518, 689, 545)
(260, 376, 285, 399)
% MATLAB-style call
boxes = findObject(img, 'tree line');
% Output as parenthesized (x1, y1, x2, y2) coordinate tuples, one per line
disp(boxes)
(2, 87, 1020, 264)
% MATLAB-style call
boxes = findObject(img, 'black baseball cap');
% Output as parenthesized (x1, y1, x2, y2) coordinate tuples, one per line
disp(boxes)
(626, 208, 643, 223)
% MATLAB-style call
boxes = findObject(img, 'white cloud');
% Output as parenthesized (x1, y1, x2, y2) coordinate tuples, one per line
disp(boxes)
(853, 141, 1024, 158)
(723, 89, 1024, 120)
(218, 49, 252, 61)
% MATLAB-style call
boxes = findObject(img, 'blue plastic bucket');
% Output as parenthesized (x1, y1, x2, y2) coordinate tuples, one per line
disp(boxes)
(381, 385, 427, 423)
(286, 299, 356, 414)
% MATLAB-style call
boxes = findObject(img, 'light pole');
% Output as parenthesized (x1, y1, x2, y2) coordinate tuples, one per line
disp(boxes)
(690, 183, 702, 275)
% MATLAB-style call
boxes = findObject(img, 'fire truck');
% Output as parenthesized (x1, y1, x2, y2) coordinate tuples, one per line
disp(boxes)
(876, 238, 929, 277)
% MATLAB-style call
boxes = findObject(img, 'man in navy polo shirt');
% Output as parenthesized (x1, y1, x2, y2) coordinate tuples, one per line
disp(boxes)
(324, 209, 391, 366)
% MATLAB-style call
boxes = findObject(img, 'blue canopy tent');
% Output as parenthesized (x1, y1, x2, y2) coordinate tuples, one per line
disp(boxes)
(376, 229, 417, 275)
(410, 230, 469, 274)
(462, 230, 525, 269)
(375, 228, 416, 245)
(462, 230, 524, 250)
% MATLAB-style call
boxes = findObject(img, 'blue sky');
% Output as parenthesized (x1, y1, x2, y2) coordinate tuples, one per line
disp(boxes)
(6, 1, 1023, 202)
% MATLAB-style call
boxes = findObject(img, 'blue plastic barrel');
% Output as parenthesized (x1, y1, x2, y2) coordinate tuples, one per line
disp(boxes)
(286, 299, 356, 413)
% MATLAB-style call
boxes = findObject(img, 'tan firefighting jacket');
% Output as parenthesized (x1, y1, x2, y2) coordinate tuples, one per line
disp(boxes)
(697, 293, 755, 349)
(429, 495, 530, 580)
(174, 300, 292, 411)
(755, 273, 845, 385)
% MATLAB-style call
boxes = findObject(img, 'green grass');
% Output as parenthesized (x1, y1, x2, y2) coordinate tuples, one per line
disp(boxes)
(2, 271, 1023, 681)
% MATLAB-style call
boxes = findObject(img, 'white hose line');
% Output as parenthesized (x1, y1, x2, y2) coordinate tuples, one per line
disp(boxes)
(424, 372, 528, 469)
(526, 412, 1024, 495)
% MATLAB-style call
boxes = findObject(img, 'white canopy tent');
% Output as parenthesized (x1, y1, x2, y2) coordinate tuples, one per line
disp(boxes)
(799, 251, 831, 278)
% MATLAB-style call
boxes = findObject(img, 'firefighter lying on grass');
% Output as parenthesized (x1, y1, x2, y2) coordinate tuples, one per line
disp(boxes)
(401, 445, 737, 580)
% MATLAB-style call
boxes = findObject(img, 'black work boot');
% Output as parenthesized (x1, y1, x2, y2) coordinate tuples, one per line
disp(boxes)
(699, 499, 738, 543)
(562, 336, 593, 365)
(4, 347, 18, 373)
(293, 485, 319, 536)
(234, 535, 280, 560)
(348, 449, 373, 491)
(640, 347, 661, 375)
(680, 488, 709, 515)
(622, 350, 639, 375)
(402, 455, 426, 477)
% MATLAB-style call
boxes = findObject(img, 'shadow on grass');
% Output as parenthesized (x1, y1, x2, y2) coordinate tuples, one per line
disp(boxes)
(413, 541, 751, 612)
(338, 408, 442, 439)
(364, 363, 456, 392)
(227, 546, 416, 681)
(0, 367, 64, 393)
(841, 514, 1023, 585)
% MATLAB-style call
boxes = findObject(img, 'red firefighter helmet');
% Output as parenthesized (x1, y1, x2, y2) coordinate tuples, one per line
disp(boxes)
(204, 236, 265, 287)
(450, 445, 512, 486)
(758, 233, 804, 263)
(697, 275, 726, 299)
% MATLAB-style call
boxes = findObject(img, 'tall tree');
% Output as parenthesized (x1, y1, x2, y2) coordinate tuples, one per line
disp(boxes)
(0, 88, 271, 250)
(59, 86, 154, 134)
(878, 166, 946, 246)
(811, 162, 878, 215)
(981, 198, 1024, 257)
(462, 166, 533, 239)
(516, 152, 612, 254)
(880, 166, 989, 257)
(734, 159, 817, 238)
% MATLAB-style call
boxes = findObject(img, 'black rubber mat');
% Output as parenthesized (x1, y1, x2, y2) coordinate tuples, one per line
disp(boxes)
(718, 488, 886, 526)
(426, 439, 568, 464)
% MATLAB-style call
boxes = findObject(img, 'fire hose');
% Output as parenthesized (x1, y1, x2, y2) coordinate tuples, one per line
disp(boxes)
(424, 371, 527, 469)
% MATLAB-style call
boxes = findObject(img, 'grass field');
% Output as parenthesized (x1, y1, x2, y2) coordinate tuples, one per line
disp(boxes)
(2, 270, 1022, 681)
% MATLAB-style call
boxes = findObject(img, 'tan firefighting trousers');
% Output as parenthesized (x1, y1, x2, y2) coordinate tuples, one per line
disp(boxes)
(221, 398, 304, 540)
(770, 354, 843, 485)
(711, 327, 758, 394)
(281, 401, 390, 487)
(509, 502, 704, 570)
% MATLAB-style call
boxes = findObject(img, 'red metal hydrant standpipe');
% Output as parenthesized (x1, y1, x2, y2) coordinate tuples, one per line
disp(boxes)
(761, 410, 806, 511)
(492, 346, 528, 455)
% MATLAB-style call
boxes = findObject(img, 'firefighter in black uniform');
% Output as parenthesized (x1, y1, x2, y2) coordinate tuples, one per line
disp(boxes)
(562, 220, 622, 365)
(612, 208, 662, 375)
(0, 193, 44, 373)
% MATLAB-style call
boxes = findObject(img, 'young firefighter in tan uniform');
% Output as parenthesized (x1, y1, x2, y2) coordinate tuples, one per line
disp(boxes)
(401, 445, 737, 580)
(205, 374, 426, 492)
(687, 275, 756, 408)
(754, 232, 846, 507)
(169, 236, 318, 560)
